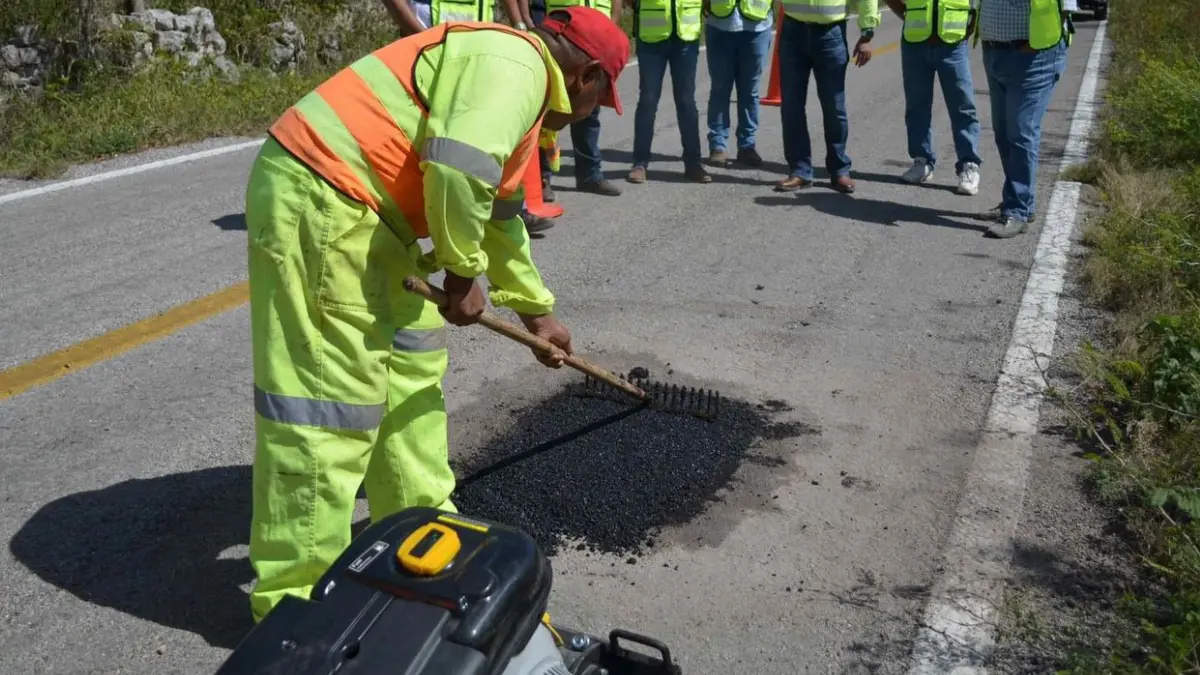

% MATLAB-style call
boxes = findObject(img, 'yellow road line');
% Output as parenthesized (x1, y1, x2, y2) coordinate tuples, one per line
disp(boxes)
(0, 41, 904, 402)
(0, 282, 249, 401)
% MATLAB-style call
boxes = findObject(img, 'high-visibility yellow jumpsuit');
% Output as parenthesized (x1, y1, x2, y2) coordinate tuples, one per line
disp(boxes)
(244, 22, 571, 623)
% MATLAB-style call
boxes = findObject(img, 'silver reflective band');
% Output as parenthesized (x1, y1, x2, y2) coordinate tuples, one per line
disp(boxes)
(679, 14, 701, 24)
(255, 386, 384, 431)
(490, 197, 524, 221)
(394, 327, 448, 352)
(906, 18, 929, 27)
(943, 20, 969, 28)
(639, 15, 671, 26)
(422, 137, 502, 187)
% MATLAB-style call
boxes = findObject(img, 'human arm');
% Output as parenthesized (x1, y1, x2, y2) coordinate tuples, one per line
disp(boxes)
(852, 0, 880, 66)
(501, 0, 529, 28)
(611, 0, 624, 24)
(380, 0, 427, 36)
(883, 0, 905, 19)
(418, 45, 560, 332)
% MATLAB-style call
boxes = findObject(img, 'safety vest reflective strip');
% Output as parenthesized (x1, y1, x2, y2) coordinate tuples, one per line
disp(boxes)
(973, 0, 1068, 50)
(431, 0, 493, 25)
(781, 0, 852, 24)
(638, 0, 704, 41)
(546, 0, 613, 18)
(268, 23, 547, 238)
(902, 0, 971, 43)
(708, 0, 772, 22)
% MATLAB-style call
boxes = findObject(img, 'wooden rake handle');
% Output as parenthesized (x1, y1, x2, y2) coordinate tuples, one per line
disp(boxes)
(402, 276, 647, 401)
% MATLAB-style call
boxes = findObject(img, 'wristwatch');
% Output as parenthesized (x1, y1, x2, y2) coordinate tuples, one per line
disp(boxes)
(861, 28, 874, 40)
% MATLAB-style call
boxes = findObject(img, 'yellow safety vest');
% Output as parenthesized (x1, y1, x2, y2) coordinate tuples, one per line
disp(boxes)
(547, 0, 614, 18)
(638, 0, 704, 41)
(902, 0, 970, 43)
(431, 0, 494, 24)
(708, 0, 772, 22)
(974, 0, 1071, 50)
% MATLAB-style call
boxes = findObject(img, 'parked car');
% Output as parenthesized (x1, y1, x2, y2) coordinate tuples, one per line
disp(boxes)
(1077, 0, 1108, 21)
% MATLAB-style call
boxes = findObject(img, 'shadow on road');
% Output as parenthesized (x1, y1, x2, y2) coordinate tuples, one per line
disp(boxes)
(754, 192, 988, 232)
(212, 213, 247, 231)
(9, 465, 256, 650)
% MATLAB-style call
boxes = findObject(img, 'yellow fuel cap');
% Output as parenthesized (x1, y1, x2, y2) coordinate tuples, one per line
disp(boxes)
(397, 522, 461, 576)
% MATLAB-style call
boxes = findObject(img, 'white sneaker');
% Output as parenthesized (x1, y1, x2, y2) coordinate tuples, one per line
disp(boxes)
(956, 162, 981, 195)
(902, 158, 934, 184)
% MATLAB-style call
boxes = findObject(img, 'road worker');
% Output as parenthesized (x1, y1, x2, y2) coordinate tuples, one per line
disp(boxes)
(243, 7, 631, 623)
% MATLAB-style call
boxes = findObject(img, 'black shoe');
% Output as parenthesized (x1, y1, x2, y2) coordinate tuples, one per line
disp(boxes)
(577, 179, 622, 196)
(542, 179, 556, 202)
(521, 212, 556, 234)
(737, 147, 764, 167)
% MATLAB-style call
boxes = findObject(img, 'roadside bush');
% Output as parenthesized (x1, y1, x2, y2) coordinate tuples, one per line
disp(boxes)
(1061, 0, 1200, 671)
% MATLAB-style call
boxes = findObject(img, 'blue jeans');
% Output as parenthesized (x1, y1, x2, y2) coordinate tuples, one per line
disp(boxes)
(531, 4, 604, 186)
(705, 25, 773, 153)
(901, 39, 982, 174)
(778, 17, 851, 179)
(982, 40, 1068, 222)
(633, 36, 703, 168)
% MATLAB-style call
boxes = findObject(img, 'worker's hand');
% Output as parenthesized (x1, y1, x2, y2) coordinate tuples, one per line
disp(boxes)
(519, 313, 573, 368)
(853, 38, 873, 67)
(441, 272, 486, 326)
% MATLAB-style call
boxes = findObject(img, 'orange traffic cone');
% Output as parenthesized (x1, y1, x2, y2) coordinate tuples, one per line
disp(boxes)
(522, 149, 563, 219)
(760, 11, 784, 107)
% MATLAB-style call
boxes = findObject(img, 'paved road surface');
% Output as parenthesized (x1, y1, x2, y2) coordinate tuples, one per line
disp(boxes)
(0, 17, 1104, 675)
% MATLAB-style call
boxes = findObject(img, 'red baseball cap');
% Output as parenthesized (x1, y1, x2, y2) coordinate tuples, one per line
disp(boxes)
(540, 6, 631, 115)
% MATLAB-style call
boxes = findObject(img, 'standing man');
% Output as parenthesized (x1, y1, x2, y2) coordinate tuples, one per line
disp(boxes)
(626, 0, 712, 184)
(886, 0, 983, 195)
(977, 0, 1074, 238)
(382, 0, 523, 34)
(703, 0, 774, 169)
(774, 0, 879, 194)
(244, 8, 630, 622)
(539, 0, 626, 197)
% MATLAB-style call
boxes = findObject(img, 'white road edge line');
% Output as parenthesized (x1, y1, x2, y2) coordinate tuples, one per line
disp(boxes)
(0, 45, 721, 207)
(905, 21, 1109, 675)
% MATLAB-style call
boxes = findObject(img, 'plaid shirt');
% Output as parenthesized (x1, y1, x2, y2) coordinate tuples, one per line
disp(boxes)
(978, 0, 1078, 42)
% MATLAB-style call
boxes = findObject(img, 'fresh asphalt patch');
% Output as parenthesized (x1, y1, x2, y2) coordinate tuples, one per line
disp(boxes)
(451, 369, 816, 558)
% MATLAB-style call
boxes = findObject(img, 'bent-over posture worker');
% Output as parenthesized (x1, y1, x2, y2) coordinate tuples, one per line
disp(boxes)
(243, 7, 630, 622)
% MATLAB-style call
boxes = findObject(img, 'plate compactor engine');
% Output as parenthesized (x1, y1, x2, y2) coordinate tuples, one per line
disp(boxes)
(215, 507, 681, 675)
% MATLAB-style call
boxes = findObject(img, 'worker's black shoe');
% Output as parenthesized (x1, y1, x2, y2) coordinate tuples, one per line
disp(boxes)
(985, 216, 1029, 239)
(737, 147, 764, 167)
(577, 179, 622, 197)
(521, 212, 556, 234)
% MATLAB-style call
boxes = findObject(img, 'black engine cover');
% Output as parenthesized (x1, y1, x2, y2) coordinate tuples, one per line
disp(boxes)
(216, 507, 554, 675)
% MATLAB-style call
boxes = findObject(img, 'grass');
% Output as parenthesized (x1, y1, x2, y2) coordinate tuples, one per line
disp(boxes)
(0, 63, 324, 178)
(1048, 0, 1200, 671)
(0, 2, 640, 179)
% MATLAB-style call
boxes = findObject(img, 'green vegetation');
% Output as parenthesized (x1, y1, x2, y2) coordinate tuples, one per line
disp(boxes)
(1051, 0, 1200, 671)
(1, 1, 394, 178)
(0, 1, 640, 179)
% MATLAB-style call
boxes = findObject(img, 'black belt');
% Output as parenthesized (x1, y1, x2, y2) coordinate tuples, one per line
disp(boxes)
(981, 39, 1030, 49)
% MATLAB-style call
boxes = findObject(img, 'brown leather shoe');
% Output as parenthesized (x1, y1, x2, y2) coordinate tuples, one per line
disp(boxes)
(627, 167, 647, 183)
(709, 150, 729, 167)
(775, 176, 813, 192)
(831, 175, 856, 193)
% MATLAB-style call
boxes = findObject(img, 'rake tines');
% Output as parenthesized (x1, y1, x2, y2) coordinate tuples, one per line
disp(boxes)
(579, 374, 721, 420)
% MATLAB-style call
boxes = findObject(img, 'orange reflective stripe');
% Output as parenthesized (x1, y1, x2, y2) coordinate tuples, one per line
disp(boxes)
(497, 123, 543, 199)
(269, 107, 381, 212)
(315, 70, 429, 237)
